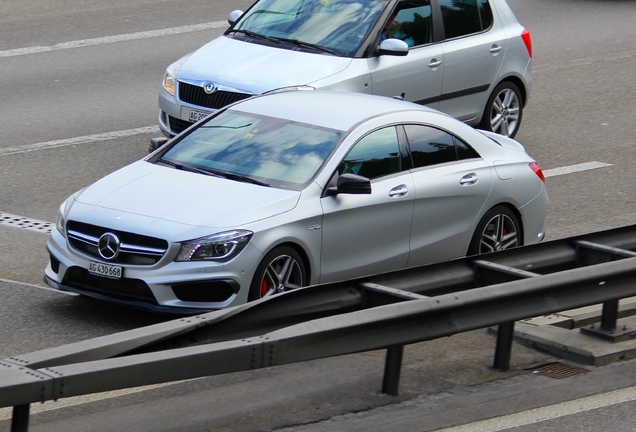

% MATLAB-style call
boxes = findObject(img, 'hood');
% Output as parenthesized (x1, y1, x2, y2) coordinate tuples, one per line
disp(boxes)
(174, 36, 353, 94)
(72, 161, 300, 229)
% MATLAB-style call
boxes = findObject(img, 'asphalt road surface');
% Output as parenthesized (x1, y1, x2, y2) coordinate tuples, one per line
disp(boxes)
(0, 0, 635, 430)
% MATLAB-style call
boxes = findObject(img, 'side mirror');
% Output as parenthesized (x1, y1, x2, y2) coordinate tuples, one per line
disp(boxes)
(328, 173, 372, 195)
(228, 10, 244, 26)
(379, 38, 409, 57)
(148, 137, 168, 153)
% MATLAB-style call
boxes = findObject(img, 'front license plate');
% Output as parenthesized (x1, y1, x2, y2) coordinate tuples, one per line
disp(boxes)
(88, 261, 123, 279)
(188, 109, 211, 122)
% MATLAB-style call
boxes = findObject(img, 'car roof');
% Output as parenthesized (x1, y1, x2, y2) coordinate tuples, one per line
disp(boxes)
(227, 90, 441, 131)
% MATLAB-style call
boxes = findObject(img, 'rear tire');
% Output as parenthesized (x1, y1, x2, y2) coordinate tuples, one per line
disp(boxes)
(248, 246, 306, 301)
(480, 82, 523, 138)
(468, 206, 521, 256)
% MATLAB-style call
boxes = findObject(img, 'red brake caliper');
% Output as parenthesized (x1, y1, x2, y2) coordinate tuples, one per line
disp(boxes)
(261, 279, 269, 297)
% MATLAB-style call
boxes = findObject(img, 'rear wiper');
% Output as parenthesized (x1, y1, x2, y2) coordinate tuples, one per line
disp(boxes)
(271, 37, 336, 55)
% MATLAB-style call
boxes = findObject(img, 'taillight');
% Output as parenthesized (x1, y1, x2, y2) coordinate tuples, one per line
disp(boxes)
(530, 162, 545, 183)
(521, 29, 532, 58)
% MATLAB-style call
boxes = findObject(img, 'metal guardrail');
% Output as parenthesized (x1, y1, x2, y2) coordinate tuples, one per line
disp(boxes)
(3, 225, 636, 431)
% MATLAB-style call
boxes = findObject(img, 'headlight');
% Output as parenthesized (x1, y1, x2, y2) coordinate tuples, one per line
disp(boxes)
(163, 68, 176, 96)
(56, 206, 66, 237)
(56, 189, 85, 238)
(176, 230, 253, 262)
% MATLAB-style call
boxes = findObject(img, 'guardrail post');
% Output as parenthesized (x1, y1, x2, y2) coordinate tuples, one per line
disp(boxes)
(11, 404, 30, 432)
(600, 299, 619, 332)
(580, 299, 636, 342)
(382, 345, 404, 396)
(493, 321, 515, 371)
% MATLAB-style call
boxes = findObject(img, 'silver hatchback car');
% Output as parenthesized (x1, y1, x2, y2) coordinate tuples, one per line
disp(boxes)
(159, 0, 532, 139)
(47, 91, 547, 314)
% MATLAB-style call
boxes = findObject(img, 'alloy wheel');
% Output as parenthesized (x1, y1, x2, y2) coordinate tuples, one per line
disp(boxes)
(489, 88, 521, 137)
(478, 213, 519, 254)
(259, 254, 304, 298)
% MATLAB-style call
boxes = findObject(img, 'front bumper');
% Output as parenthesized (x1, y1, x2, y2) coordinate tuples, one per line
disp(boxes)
(44, 228, 258, 313)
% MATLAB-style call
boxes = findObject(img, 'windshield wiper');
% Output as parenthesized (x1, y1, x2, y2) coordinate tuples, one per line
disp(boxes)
(158, 159, 220, 177)
(217, 171, 271, 187)
(226, 29, 282, 45)
(158, 159, 270, 187)
(270, 37, 336, 55)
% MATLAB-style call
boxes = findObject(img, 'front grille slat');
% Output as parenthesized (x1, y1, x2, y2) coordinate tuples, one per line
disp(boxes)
(178, 81, 252, 109)
(66, 221, 168, 265)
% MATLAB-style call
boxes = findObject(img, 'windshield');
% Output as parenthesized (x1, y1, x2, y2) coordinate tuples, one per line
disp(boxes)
(159, 109, 342, 190)
(231, 0, 385, 57)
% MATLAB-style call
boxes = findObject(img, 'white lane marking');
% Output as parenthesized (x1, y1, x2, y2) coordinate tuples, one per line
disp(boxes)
(435, 385, 636, 431)
(0, 277, 76, 295)
(0, 22, 227, 58)
(543, 161, 613, 178)
(0, 126, 160, 156)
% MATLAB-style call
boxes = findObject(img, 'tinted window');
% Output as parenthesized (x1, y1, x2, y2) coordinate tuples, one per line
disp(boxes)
(456, 138, 480, 160)
(339, 127, 401, 179)
(382, 1, 433, 47)
(439, 0, 484, 39)
(404, 125, 479, 167)
(477, 0, 493, 29)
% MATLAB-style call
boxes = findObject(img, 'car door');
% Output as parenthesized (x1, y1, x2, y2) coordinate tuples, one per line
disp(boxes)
(437, 0, 506, 121)
(369, 0, 443, 108)
(403, 124, 493, 267)
(320, 126, 415, 283)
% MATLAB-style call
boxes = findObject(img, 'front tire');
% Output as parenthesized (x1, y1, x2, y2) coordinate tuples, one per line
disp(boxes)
(468, 206, 521, 256)
(480, 82, 523, 138)
(249, 246, 306, 301)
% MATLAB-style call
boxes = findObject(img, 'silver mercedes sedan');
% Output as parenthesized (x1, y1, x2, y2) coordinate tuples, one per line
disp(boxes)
(45, 91, 547, 314)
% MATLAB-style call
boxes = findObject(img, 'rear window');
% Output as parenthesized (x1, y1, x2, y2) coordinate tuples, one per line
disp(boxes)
(439, 0, 493, 39)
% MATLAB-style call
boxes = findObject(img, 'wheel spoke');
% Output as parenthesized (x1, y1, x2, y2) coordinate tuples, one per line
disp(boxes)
(500, 118, 510, 136)
(502, 89, 514, 106)
(261, 266, 279, 298)
(491, 113, 504, 132)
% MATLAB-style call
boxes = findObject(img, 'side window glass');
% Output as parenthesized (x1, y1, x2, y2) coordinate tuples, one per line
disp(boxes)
(405, 125, 480, 167)
(439, 0, 481, 39)
(404, 125, 456, 168)
(382, 1, 432, 47)
(477, 0, 493, 30)
(455, 137, 480, 160)
(338, 127, 401, 180)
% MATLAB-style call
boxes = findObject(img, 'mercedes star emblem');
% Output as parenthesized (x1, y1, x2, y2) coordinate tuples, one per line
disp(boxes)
(98, 232, 121, 260)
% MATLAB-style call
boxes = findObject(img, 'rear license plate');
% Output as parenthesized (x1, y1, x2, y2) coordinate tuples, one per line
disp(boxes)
(88, 261, 123, 279)
(188, 109, 211, 122)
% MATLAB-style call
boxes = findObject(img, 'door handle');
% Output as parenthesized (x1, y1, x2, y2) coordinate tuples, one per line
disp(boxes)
(389, 184, 409, 197)
(460, 173, 478, 186)
(489, 44, 503, 54)
(428, 59, 442, 69)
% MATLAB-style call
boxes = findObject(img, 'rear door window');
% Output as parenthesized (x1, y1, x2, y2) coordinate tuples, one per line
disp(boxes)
(439, 0, 493, 39)
(403, 124, 480, 168)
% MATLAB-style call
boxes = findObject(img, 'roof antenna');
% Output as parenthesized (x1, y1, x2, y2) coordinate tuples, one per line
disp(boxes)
(393, 92, 405, 101)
